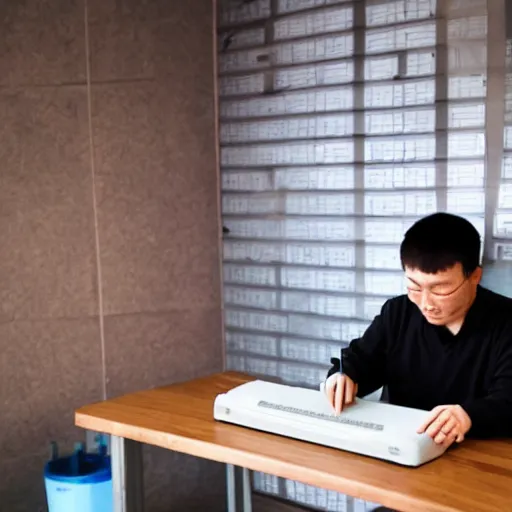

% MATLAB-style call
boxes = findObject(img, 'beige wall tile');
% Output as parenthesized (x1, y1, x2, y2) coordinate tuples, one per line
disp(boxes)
(0, 1, 86, 86)
(0, 318, 103, 459)
(104, 309, 222, 398)
(92, 80, 220, 315)
(0, 87, 98, 320)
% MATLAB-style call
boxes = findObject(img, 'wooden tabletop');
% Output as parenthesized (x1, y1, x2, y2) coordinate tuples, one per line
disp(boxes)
(75, 371, 512, 512)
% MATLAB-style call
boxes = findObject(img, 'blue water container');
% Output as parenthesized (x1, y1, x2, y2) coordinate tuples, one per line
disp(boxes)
(44, 441, 113, 512)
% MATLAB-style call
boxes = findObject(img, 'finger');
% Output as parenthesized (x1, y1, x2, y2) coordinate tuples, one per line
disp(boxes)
(426, 409, 453, 439)
(325, 375, 337, 407)
(452, 406, 471, 437)
(434, 430, 446, 445)
(417, 406, 447, 433)
(344, 377, 354, 405)
(455, 431, 465, 443)
(325, 379, 333, 406)
(441, 430, 458, 448)
(441, 417, 457, 435)
(434, 420, 457, 445)
(334, 375, 345, 415)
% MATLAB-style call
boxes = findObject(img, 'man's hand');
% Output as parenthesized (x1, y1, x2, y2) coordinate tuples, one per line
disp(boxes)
(324, 372, 358, 415)
(417, 405, 472, 447)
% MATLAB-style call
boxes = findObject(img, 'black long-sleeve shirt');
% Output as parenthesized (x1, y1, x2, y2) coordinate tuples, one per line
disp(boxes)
(327, 285, 512, 438)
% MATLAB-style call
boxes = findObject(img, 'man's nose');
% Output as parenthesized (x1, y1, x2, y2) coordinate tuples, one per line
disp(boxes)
(420, 291, 432, 310)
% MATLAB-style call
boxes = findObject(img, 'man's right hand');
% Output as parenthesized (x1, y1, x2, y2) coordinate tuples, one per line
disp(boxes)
(324, 372, 358, 415)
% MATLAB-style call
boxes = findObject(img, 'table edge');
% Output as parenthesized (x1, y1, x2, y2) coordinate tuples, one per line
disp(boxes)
(75, 410, 461, 512)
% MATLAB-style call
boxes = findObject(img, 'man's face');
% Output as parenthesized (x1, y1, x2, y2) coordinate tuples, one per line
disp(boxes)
(404, 263, 481, 326)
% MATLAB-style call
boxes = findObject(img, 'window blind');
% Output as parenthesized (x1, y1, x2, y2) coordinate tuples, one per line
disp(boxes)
(217, 0, 489, 510)
(496, 22, 512, 258)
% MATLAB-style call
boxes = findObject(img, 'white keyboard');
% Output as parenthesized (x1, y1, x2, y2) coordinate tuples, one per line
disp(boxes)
(213, 380, 447, 467)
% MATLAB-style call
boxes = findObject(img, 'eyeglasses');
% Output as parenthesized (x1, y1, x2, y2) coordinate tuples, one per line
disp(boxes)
(406, 277, 468, 299)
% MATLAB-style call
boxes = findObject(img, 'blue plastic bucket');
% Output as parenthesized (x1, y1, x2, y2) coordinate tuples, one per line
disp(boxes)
(44, 442, 113, 512)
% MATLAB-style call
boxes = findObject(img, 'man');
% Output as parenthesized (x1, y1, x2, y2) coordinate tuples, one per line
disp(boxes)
(324, 212, 512, 448)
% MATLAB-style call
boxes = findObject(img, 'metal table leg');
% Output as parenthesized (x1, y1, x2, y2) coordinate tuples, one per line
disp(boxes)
(226, 464, 252, 512)
(242, 467, 253, 512)
(111, 436, 145, 512)
(226, 464, 236, 512)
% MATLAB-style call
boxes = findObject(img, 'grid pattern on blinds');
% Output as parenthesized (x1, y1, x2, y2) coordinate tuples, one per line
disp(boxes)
(497, 37, 512, 257)
(217, 0, 488, 510)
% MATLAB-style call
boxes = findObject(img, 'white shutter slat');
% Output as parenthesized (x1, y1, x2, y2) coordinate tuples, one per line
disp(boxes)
(217, 0, 489, 510)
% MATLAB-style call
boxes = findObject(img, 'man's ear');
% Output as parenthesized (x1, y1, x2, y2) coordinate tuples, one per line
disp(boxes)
(471, 266, 483, 285)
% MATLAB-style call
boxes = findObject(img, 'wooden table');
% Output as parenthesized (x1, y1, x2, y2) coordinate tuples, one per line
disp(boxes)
(75, 371, 512, 512)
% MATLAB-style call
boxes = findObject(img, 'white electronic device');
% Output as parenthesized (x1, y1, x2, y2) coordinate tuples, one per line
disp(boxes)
(213, 380, 447, 467)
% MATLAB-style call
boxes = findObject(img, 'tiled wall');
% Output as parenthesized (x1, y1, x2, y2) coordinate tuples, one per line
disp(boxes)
(0, 1, 224, 510)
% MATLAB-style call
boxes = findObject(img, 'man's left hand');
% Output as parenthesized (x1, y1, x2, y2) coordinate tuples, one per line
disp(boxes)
(417, 405, 472, 447)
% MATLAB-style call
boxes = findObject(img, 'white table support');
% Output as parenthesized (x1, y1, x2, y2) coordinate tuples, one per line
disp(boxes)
(108, 435, 252, 512)
(226, 464, 253, 512)
(111, 435, 144, 512)
(243, 467, 253, 512)
(227, 464, 236, 512)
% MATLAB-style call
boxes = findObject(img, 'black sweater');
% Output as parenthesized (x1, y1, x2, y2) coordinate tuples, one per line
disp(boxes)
(327, 285, 512, 438)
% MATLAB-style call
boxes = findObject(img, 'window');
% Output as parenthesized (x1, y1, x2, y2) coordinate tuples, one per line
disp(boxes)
(216, 0, 492, 510)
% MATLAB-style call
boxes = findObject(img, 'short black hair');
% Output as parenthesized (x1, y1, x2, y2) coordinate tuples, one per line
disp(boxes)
(400, 212, 481, 276)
